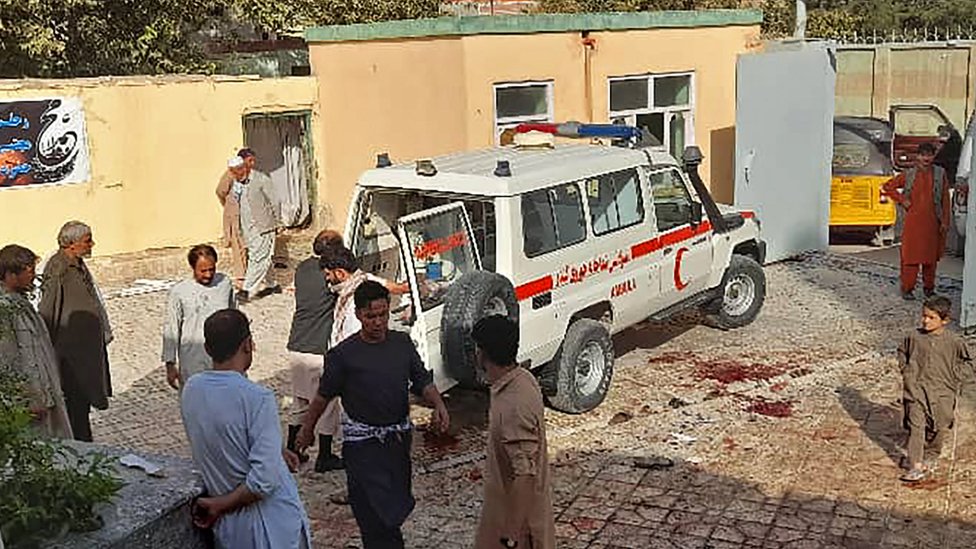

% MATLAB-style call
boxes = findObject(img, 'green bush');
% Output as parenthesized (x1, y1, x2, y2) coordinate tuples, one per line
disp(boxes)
(0, 373, 123, 549)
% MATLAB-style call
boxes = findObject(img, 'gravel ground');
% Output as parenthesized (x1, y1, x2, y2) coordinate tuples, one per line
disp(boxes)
(90, 252, 976, 548)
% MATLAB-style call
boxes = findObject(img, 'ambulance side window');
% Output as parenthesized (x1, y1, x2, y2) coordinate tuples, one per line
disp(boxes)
(649, 169, 694, 232)
(521, 183, 586, 258)
(585, 168, 644, 236)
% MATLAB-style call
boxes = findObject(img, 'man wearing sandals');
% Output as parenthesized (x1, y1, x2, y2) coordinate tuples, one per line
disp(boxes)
(898, 295, 972, 482)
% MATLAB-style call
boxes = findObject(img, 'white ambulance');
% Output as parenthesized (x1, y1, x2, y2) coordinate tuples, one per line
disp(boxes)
(345, 123, 766, 413)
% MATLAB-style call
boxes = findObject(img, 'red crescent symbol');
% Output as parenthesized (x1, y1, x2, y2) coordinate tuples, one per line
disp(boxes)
(674, 247, 690, 290)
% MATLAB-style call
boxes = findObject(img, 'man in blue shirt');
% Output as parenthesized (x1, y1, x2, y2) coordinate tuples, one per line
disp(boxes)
(182, 309, 311, 549)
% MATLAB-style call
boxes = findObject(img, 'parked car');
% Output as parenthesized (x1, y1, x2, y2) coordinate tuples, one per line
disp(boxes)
(344, 123, 767, 413)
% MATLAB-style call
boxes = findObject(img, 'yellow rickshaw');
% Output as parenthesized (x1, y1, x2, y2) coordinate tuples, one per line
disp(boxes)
(830, 116, 897, 245)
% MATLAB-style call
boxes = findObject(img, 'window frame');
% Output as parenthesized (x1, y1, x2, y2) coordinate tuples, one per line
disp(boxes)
(520, 182, 587, 259)
(494, 80, 555, 145)
(607, 72, 696, 156)
(648, 167, 696, 233)
(584, 168, 645, 237)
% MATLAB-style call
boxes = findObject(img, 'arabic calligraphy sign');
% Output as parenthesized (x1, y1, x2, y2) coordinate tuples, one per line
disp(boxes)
(0, 98, 91, 188)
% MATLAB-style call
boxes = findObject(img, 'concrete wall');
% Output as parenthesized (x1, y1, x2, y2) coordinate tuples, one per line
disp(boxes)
(836, 43, 976, 130)
(0, 76, 320, 257)
(308, 16, 760, 227)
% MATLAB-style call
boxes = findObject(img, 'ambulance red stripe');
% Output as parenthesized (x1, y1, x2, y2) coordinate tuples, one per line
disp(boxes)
(513, 220, 717, 302)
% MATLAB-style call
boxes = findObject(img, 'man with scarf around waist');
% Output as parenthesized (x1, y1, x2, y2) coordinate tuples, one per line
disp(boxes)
(296, 279, 449, 549)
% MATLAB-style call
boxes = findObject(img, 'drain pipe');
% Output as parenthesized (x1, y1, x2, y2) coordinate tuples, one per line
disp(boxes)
(582, 32, 596, 123)
(794, 0, 807, 39)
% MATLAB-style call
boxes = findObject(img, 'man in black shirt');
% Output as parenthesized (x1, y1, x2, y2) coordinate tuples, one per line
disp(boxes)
(296, 281, 449, 549)
(285, 229, 344, 472)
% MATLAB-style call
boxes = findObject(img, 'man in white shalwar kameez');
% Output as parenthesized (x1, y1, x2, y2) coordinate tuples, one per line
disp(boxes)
(162, 245, 236, 390)
(182, 309, 311, 549)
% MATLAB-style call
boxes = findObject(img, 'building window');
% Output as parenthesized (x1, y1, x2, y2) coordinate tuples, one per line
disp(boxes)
(521, 182, 586, 257)
(585, 168, 644, 236)
(608, 73, 694, 158)
(494, 81, 553, 144)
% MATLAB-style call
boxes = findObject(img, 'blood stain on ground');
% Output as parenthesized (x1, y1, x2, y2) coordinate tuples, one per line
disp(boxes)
(468, 467, 483, 482)
(696, 359, 789, 384)
(745, 399, 794, 418)
(723, 436, 738, 451)
(905, 476, 949, 491)
(422, 430, 460, 454)
(770, 381, 789, 392)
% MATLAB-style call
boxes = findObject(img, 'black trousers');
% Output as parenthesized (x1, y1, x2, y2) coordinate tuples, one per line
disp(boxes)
(348, 477, 405, 549)
(344, 433, 414, 549)
(65, 393, 92, 442)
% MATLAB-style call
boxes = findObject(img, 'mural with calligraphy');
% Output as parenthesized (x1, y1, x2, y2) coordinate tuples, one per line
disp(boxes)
(0, 98, 91, 188)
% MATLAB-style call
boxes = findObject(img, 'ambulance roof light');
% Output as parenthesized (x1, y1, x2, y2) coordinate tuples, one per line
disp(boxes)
(514, 122, 643, 143)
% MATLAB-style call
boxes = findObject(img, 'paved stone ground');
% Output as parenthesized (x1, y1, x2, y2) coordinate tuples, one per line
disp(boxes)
(91, 253, 976, 548)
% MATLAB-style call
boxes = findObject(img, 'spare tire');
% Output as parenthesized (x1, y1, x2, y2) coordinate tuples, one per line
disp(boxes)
(441, 271, 519, 388)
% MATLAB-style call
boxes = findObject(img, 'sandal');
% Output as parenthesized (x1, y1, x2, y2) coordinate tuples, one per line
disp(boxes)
(900, 468, 927, 482)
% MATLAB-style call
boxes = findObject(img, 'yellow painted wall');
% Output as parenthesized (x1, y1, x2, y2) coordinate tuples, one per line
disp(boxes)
(311, 38, 470, 229)
(0, 76, 320, 257)
(309, 23, 760, 225)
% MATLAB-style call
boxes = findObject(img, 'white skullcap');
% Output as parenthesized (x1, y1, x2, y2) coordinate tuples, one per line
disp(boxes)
(228, 156, 245, 168)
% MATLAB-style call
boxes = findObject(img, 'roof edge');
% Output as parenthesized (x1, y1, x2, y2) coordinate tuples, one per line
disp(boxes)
(305, 9, 763, 43)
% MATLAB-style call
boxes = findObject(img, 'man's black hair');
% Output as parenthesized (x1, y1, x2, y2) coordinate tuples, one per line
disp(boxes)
(187, 244, 218, 268)
(204, 309, 251, 363)
(918, 142, 938, 155)
(354, 280, 390, 310)
(312, 230, 344, 256)
(0, 244, 38, 279)
(923, 294, 952, 320)
(237, 147, 256, 159)
(319, 245, 359, 272)
(471, 315, 519, 367)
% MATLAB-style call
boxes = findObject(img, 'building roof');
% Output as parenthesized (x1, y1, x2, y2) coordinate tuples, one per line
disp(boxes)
(358, 143, 679, 197)
(306, 10, 763, 43)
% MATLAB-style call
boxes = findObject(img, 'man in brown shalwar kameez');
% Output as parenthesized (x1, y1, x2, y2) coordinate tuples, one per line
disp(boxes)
(39, 221, 113, 442)
(216, 161, 247, 288)
(472, 315, 555, 549)
(0, 244, 72, 439)
(898, 295, 972, 482)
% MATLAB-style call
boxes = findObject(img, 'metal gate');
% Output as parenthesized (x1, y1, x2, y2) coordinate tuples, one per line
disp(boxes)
(961, 134, 976, 329)
(734, 41, 837, 263)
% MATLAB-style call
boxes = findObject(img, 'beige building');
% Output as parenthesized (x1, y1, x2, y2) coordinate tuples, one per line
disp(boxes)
(307, 9, 762, 225)
(0, 10, 760, 260)
(0, 75, 319, 257)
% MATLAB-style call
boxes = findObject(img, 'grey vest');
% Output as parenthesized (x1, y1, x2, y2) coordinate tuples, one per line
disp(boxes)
(904, 165, 946, 228)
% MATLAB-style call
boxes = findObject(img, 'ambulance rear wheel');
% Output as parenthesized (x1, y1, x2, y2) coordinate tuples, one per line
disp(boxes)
(442, 271, 519, 389)
(545, 319, 614, 414)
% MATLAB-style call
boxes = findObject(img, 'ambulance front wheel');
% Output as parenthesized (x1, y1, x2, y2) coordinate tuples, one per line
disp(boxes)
(544, 319, 614, 414)
(706, 254, 766, 330)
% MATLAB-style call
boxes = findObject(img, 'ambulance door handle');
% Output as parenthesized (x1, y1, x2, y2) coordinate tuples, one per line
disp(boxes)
(663, 247, 673, 255)
(532, 292, 552, 310)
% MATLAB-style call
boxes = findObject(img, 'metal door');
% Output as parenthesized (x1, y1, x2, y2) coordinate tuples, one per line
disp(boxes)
(960, 136, 976, 330)
(734, 42, 836, 263)
(396, 202, 481, 389)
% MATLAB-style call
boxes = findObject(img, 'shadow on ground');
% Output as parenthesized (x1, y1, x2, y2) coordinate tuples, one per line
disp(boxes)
(836, 386, 905, 469)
